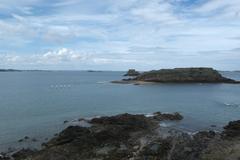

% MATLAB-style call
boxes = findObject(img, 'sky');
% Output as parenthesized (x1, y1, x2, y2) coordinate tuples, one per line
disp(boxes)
(0, 0, 240, 71)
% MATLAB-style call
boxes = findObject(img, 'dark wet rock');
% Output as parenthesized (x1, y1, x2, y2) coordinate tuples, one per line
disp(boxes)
(78, 118, 84, 121)
(0, 157, 10, 160)
(12, 149, 36, 160)
(41, 143, 47, 147)
(152, 112, 183, 121)
(63, 120, 68, 124)
(0, 153, 10, 160)
(32, 138, 37, 142)
(46, 126, 95, 147)
(139, 138, 172, 160)
(90, 113, 157, 131)
(223, 120, 240, 138)
(9, 113, 240, 160)
(24, 136, 29, 140)
(124, 69, 140, 76)
(18, 136, 30, 142)
(170, 131, 217, 160)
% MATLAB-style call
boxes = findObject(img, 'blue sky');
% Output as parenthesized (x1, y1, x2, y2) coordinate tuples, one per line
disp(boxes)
(0, 0, 240, 70)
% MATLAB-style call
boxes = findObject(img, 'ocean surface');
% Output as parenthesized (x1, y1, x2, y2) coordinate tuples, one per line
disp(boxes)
(0, 71, 240, 151)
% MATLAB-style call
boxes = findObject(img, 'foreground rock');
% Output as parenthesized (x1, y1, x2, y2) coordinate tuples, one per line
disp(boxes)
(152, 112, 183, 121)
(5, 113, 240, 160)
(114, 68, 240, 84)
(223, 120, 240, 138)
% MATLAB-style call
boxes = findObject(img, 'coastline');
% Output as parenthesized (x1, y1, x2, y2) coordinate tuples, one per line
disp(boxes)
(111, 79, 240, 85)
(111, 80, 156, 85)
(0, 70, 240, 159)
(112, 68, 240, 85)
(1, 112, 240, 160)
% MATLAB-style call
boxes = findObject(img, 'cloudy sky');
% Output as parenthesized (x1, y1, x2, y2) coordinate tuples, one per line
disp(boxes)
(0, 0, 240, 70)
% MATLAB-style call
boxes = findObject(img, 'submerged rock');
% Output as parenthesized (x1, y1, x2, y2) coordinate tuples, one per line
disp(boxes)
(152, 112, 183, 121)
(63, 120, 68, 124)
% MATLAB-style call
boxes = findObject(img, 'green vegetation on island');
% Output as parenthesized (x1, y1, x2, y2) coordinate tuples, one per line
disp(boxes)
(113, 67, 240, 84)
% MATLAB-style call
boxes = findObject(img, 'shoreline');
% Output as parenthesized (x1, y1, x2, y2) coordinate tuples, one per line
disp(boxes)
(113, 68, 240, 85)
(111, 79, 240, 85)
(1, 112, 240, 160)
(0, 112, 226, 154)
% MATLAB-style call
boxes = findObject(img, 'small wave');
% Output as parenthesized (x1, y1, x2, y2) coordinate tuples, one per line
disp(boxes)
(159, 121, 181, 128)
(97, 81, 108, 84)
(224, 103, 240, 108)
(145, 113, 154, 117)
(66, 119, 92, 128)
(159, 122, 171, 127)
(50, 84, 71, 89)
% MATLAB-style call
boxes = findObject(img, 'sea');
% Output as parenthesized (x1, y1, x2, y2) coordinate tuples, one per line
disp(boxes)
(0, 71, 240, 152)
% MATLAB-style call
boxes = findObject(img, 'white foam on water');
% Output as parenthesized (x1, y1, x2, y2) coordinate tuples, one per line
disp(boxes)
(69, 120, 92, 128)
(50, 84, 72, 89)
(145, 113, 154, 117)
(224, 102, 240, 107)
(97, 81, 108, 84)
(159, 122, 170, 127)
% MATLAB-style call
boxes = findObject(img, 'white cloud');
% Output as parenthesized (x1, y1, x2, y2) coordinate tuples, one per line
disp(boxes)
(194, 0, 240, 21)
(0, 55, 21, 64)
(0, 48, 87, 67)
(92, 58, 138, 64)
(0, 0, 240, 70)
(39, 48, 86, 64)
(130, 0, 180, 24)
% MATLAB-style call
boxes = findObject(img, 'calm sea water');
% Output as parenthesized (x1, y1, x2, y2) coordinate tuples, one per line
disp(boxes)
(0, 71, 240, 151)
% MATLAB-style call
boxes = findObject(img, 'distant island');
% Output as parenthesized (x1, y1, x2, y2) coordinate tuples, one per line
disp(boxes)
(113, 67, 240, 84)
(0, 69, 21, 72)
(0, 69, 51, 72)
(87, 70, 103, 72)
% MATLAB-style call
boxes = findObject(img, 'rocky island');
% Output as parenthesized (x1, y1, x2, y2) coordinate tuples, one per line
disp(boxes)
(1, 112, 240, 160)
(113, 67, 240, 84)
(124, 69, 140, 76)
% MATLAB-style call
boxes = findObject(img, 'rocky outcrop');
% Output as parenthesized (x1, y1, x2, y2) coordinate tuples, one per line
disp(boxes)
(124, 69, 140, 76)
(0, 154, 10, 160)
(134, 68, 237, 83)
(5, 112, 182, 160)
(12, 149, 36, 160)
(152, 112, 183, 121)
(3, 113, 240, 160)
(223, 120, 240, 138)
